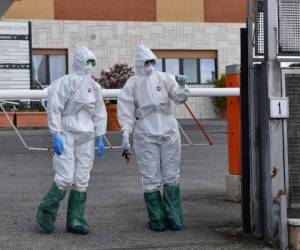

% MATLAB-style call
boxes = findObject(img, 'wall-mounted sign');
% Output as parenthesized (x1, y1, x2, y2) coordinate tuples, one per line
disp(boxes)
(0, 21, 32, 89)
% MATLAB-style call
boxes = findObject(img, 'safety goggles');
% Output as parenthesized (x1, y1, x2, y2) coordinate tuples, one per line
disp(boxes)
(144, 60, 156, 67)
(86, 59, 96, 67)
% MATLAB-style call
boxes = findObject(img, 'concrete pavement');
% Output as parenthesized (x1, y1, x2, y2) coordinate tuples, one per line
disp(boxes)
(0, 120, 271, 250)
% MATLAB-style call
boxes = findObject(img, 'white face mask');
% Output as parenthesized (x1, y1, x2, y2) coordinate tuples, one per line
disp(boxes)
(86, 63, 95, 72)
(144, 65, 154, 76)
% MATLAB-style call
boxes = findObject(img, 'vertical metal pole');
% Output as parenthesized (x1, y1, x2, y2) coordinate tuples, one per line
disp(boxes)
(253, 64, 263, 238)
(262, 0, 288, 248)
(264, 0, 277, 61)
(247, 0, 263, 238)
(260, 0, 276, 244)
(241, 27, 251, 233)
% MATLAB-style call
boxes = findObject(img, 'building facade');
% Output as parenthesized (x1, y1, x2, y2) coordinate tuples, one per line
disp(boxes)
(1, 0, 247, 118)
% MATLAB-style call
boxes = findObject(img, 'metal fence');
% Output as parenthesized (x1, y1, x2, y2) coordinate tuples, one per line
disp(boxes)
(255, 0, 300, 56)
(284, 70, 300, 205)
(255, 0, 265, 55)
(279, 0, 300, 54)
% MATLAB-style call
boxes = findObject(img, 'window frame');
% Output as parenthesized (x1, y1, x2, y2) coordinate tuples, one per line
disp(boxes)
(32, 49, 68, 86)
(158, 57, 218, 85)
(164, 58, 180, 76)
(198, 58, 218, 85)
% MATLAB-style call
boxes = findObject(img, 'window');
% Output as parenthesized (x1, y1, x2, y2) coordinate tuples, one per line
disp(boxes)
(49, 55, 67, 82)
(152, 50, 217, 85)
(200, 59, 216, 84)
(183, 59, 198, 83)
(165, 59, 180, 75)
(155, 58, 217, 84)
(155, 58, 163, 72)
(33, 55, 47, 85)
(32, 49, 68, 86)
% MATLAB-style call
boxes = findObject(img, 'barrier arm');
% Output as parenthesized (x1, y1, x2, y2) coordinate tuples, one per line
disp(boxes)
(0, 87, 240, 151)
(0, 88, 240, 100)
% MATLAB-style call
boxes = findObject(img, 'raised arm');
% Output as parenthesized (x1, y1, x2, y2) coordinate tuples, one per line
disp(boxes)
(164, 73, 189, 105)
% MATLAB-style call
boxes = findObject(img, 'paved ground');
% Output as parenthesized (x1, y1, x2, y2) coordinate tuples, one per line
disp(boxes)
(0, 120, 271, 250)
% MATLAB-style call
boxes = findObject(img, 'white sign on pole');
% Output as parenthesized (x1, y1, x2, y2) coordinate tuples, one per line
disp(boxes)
(0, 21, 32, 89)
(270, 97, 289, 119)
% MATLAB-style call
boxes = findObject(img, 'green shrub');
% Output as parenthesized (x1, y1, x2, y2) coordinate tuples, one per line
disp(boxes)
(1, 103, 14, 112)
(212, 75, 226, 115)
(95, 63, 134, 89)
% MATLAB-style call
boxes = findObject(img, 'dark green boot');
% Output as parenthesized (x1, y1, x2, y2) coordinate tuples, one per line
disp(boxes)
(163, 183, 184, 230)
(36, 183, 66, 233)
(144, 191, 166, 231)
(66, 190, 89, 235)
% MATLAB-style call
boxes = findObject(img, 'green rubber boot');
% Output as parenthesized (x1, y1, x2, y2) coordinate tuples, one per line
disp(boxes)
(163, 183, 184, 231)
(66, 190, 89, 235)
(36, 183, 66, 233)
(144, 191, 166, 231)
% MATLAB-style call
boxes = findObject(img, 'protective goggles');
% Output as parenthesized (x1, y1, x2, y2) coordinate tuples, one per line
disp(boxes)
(144, 60, 156, 67)
(86, 59, 96, 67)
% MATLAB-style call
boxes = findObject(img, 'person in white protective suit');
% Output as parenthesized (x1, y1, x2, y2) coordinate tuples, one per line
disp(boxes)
(117, 45, 189, 231)
(36, 47, 107, 235)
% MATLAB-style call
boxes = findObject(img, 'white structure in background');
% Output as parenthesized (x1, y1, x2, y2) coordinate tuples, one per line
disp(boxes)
(0, 21, 31, 89)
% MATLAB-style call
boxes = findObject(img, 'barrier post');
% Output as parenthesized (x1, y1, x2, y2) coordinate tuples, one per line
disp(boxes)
(225, 64, 241, 202)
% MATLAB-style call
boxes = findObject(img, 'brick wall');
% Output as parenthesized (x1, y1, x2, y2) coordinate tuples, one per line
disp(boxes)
(204, 0, 247, 23)
(54, 0, 156, 21)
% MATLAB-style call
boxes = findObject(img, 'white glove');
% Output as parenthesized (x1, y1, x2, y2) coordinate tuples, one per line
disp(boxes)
(175, 75, 187, 88)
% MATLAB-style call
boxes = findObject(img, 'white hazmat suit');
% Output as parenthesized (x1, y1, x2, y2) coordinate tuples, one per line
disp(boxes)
(37, 47, 107, 235)
(47, 47, 107, 191)
(117, 45, 189, 231)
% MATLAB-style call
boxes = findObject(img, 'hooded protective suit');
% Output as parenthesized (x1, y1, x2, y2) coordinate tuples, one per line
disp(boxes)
(117, 45, 188, 231)
(36, 47, 107, 235)
(47, 46, 107, 192)
(118, 45, 188, 191)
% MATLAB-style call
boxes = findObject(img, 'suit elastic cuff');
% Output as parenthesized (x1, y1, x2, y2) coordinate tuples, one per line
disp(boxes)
(122, 130, 130, 137)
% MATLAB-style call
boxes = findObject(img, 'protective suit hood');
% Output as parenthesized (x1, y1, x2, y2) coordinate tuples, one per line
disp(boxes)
(135, 45, 157, 75)
(72, 47, 97, 75)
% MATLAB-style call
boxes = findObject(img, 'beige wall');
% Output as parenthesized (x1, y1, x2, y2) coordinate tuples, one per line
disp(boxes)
(2, 0, 54, 19)
(156, 0, 204, 22)
(31, 20, 244, 119)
